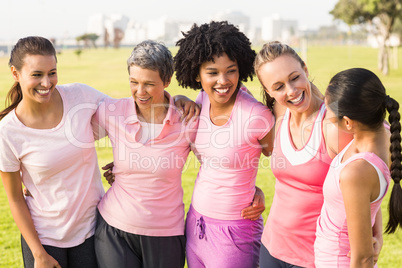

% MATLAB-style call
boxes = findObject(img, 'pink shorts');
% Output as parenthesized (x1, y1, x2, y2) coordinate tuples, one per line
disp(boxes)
(186, 205, 263, 268)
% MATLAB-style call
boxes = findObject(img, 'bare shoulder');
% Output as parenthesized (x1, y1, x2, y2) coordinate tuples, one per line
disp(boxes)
(340, 159, 378, 192)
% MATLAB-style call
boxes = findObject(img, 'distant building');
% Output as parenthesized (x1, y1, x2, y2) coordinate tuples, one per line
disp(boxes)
(367, 33, 401, 48)
(87, 13, 129, 47)
(84, 11, 299, 47)
(261, 15, 298, 43)
(122, 20, 147, 45)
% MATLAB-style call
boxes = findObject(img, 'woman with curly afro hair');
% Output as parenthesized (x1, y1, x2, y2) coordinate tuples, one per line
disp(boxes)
(174, 21, 275, 267)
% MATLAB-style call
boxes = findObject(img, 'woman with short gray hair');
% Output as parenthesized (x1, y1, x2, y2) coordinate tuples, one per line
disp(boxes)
(94, 40, 198, 268)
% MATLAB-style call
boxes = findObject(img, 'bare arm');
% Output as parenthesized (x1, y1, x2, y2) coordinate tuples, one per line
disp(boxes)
(340, 161, 378, 268)
(259, 127, 275, 157)
(241, 186, 266, 220)
(372, 210, 383, 265)
(1, 171, 60, 268)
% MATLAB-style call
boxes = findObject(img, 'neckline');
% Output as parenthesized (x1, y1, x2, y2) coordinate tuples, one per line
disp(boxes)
(207, 88, 240, 127)
(13, 87, 66, 131)
(286, 102, 325, 151)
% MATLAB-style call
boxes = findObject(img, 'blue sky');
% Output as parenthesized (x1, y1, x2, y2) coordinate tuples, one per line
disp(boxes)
(0, 0, 339, 41)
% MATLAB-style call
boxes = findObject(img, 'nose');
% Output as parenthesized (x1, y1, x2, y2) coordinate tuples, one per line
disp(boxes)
(287, 84, 298, 97)
(217, 73, 229, 85)
(41, 75, 51, 88)
(136, 84, 146, 95)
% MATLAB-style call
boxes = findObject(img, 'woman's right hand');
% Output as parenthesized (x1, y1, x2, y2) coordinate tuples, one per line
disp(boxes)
(102, 162, 115, 186)
(34, 251, 61, 268)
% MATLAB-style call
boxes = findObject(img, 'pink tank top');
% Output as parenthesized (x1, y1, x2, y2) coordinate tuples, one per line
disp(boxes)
(262, 103, 332, 267)
(314, 142, 390, 267)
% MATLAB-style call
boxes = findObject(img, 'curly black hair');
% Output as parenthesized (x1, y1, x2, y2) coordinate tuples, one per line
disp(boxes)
(174, 21, 256, 90)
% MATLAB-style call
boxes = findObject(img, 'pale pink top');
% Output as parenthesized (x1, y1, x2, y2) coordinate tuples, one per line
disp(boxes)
(0, 83, 106, 247)
(262, 103, 332, 267)
(95, 91, 198, 236)
(191, 87, 275, 220)
(314, 141, 390, 267)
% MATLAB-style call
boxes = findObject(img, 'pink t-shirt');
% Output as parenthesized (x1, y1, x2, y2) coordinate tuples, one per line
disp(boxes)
(191, 87, 275, 220)
(95, 91, 198, 236)
(262, 103, 332, 267)
(0, 83, 106, 247)
(314, 142, 390, 267)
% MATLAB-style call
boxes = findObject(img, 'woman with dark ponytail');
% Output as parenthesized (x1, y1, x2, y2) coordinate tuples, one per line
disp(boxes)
(0, 37, 49, 120)
(314, 68, 402, 267)
(0, 36, 107, 268)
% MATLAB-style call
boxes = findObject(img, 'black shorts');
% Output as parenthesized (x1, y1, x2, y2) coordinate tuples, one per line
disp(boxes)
(21, 235, 97, 268)
(259, 244, 304, 268)
(94, 211, 185, 268)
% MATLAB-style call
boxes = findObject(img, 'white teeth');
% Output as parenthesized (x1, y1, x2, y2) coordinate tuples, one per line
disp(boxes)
(36, 89, 50, 94)
(291, 92, 303, 104)
(215, 87, 229, 94)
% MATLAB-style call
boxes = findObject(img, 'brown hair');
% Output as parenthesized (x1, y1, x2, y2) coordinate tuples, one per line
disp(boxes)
(0, 36, 57, 120)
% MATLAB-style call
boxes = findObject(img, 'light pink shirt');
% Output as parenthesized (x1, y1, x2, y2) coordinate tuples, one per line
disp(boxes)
(314, 142, 390, 267)
(191, 87, 274, 220)
(263, 104, 332, 267)
(0, 83, 106, 247)
(95, 91, 198, 236)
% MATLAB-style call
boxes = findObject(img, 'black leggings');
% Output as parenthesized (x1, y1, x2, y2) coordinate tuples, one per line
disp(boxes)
(21, 235, 98, 268)
(259, 244, 304, 268)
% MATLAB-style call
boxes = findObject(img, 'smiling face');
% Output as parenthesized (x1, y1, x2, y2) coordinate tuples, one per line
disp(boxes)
(197, 53, 240, 107)
(12, 54, 58, 105)
(258, 54, 312, 113)
(129, 65, 170, 113)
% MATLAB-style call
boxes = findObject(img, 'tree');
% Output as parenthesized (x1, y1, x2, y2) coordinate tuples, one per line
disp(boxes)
(331, 0, 402, 75)
(76, 33, 100, 49)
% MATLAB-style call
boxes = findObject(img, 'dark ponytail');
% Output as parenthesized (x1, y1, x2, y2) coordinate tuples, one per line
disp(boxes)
(326, 68, 402, 234)
(384, 96, 402, 234)
(0, 82, 23, 120)
(0, 36, 56, 120)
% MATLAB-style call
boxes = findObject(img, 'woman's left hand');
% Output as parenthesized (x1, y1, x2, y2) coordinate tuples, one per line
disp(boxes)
(173, 95, 201, 124)
(241, 186, 266, 220)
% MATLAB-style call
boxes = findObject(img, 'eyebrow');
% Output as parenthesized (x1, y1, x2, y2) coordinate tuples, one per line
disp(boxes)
(129, 77, 156, 83)
(271, 71, 299, 86)
(205, 64, 238, 70)
(32, 68, 57, 73)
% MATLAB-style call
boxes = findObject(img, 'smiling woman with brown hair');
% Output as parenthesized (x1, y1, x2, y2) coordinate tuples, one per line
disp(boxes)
(0, 36, 106, 268)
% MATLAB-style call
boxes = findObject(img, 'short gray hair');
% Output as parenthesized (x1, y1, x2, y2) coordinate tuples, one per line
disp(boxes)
(127, 40, 174, 84)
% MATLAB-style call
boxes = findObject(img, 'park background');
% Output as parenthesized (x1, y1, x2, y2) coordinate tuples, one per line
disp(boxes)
(0, 44, 401, 267)
(1, 0, 402, 266)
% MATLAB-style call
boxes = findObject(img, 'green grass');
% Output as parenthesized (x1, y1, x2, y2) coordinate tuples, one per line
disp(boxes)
(1, 45, 402, 267)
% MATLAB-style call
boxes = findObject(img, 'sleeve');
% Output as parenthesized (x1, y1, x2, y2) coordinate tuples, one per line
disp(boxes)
(77, 83, 108, 105)
(248, 102, 275, 141)
(195, 91, 204, 105)
(185, 116, 200, 145)
(76, 83, 110, 140)
(0, 130, 21, 172)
